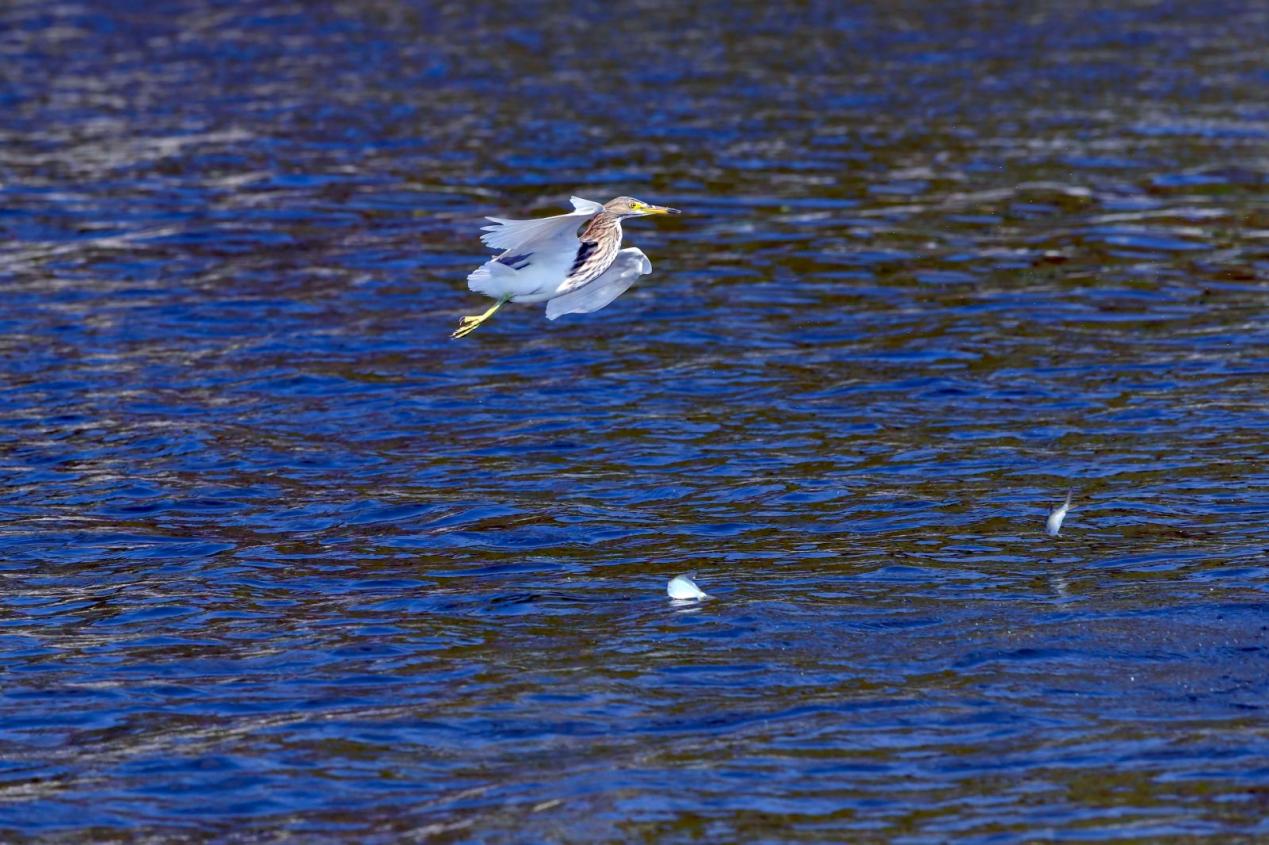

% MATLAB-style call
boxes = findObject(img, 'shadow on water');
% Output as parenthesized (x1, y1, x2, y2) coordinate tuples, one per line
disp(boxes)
(0, 0, 1266, 840)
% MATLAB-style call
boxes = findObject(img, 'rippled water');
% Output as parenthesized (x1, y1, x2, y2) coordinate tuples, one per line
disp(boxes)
(2, 0, 1267, 840)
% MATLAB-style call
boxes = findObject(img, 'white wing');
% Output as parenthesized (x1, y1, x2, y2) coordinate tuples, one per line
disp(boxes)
(545, 248, 652, 320)
(479, 196, 603, 251)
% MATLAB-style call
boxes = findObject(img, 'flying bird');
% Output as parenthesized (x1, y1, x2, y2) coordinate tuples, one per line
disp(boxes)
(452, 196, 679, 338)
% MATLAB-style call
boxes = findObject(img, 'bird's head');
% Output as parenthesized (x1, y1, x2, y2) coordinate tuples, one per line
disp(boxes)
(604, 196, 680, 218)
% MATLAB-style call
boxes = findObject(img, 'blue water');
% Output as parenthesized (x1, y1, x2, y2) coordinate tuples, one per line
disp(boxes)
(2, 0, 1267, 840)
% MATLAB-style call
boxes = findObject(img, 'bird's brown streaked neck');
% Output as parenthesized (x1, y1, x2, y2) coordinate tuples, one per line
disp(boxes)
(562, 211, 624, 288)
(578, 211, 623, 244)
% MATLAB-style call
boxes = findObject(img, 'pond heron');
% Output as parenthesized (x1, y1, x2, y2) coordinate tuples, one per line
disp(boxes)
(452, 196, 679, 339)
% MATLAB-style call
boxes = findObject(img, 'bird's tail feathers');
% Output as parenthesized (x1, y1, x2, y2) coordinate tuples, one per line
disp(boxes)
(466, 258, 518, 295)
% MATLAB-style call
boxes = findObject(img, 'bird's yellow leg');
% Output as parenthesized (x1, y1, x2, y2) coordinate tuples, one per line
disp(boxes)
(451, 296, 510, 339)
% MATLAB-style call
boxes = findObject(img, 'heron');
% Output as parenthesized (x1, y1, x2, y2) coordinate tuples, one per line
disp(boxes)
(452, 196, 679, 339)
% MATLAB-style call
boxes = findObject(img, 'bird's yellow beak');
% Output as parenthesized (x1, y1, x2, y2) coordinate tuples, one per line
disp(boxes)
(644, 204, 680, 216)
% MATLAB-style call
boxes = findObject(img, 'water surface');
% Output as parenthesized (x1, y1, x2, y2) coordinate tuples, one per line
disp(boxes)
(1, 0, 1267, 840)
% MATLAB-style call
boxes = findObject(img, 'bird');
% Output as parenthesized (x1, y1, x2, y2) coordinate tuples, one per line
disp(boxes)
(452, 195, 679, 339)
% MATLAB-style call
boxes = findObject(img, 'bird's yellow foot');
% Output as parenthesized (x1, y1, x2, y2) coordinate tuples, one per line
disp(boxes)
(450, 297, 509, 339)
(451, 314, 487, 339)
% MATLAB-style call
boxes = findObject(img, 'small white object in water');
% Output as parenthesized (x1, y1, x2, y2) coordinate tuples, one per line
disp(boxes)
(1046, 489, 1073, 537)
(667, 574, 707, 600)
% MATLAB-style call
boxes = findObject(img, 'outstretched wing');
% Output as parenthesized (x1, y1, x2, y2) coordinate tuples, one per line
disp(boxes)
(479, 196, 603, 251)
(545, 247, 652, 320)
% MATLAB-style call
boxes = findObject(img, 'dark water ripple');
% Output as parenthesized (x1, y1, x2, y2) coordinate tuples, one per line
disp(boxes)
(1, 0, 1267, 840)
